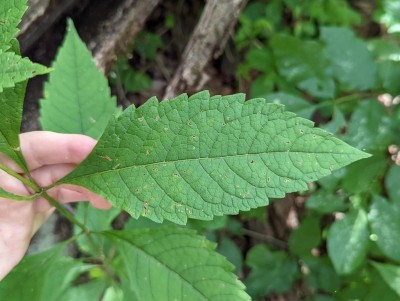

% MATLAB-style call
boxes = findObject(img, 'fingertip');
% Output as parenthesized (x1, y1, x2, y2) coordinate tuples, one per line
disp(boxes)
(90, 198, 112, 210)
(20, 131, 98, 169)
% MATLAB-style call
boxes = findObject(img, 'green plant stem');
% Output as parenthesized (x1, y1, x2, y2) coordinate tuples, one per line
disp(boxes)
(0, 163, 38, 191)
(42, 192, 87, 231)
(242, 228, 287, 250)
(1, 161, 104, 256)
(42, 193, 104, 257)
(0, 189, 41, 201)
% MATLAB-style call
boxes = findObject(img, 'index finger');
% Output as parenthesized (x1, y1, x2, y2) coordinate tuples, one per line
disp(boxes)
(20, 131, 97, 170)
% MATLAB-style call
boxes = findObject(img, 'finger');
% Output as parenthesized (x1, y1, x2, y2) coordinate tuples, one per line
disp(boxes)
(30, 163, 76, 187)
(33, 184, 111, 212)
(20, 131, 97, 170)
(0, 153, 23, 173)
(32, 209, 54, 235)
(0, 170, 30, 196)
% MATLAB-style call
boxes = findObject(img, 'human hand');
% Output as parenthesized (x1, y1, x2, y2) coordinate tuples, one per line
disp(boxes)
(0, 131, 110, 281)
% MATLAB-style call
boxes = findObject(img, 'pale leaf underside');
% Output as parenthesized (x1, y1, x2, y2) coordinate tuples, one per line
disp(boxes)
(60, 91, 369, 224)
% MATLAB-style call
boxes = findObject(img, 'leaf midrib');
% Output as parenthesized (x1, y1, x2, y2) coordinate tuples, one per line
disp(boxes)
(108, 231, 211, 301)
(60, 148, 355, 183)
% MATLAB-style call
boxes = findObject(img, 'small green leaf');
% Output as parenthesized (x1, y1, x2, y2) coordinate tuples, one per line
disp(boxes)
(0, 0, 27, 51)
(105, 227, 250, 301)
(289, 215, 321, 257)
(74, 203, 120, 255)
(309, 0, 361, 26)
(368, 195, 400, 262)
(306, 190, 347, 214)
(327, 209, 369, 274)
(40, 20, 116, 139)
(321, 107, 345, 134)
(365, 266, 400, 301)
(134, 31, 163, 60)
(375, 0, 400, 34)
(217, 237, 243, 273)
(0, 82, 28, 169)
(0, 51, 49, 93)
(303, 256, 340, 293)
(371, 261, 400, 296)
(385, 165, 400, 202)
(245, 244, 298, 297)
(0, 186, 37, 200)
(0, 245, 89, 301)
(111, 59, 151, 93)
(58, 280, 108, 301)
(369, 39, 400, 94)
(263, 92, 316, 119)
(320, 26, 376, 91)
(60, 91, 369, 224)
(341, 153, 387, 194)
(345, 101, 394, 152)
(271, 34, 335, 98)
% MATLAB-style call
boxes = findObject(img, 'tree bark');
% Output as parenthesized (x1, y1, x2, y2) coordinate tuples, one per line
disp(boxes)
(163, 0, 248, 99)
(82, 0, 162, 73)
(19, 0, 82, 52)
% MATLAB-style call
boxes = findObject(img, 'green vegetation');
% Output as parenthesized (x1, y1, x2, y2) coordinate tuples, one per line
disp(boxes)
(1, 0, 400, 299)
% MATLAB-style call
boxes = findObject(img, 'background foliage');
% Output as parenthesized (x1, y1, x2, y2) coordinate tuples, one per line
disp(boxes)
(233, 0, 400, 299)
(1, 0, 400, 300)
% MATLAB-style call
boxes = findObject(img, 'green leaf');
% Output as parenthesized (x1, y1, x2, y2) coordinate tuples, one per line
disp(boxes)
(0, 50, 49, 93)
(271, 34, 335, 98)
(375, 0, 400, 34)
(321, 107, 345, 134)
(239, 47, 273, 76)
(245, 244, 298, 297)
(0, 186, 37, 200)
(105, 227, 250, 301)
(369, 39, 400, 94)
(134, 31, 163, 60)
(0, 245, 89, 301)
(365, 266, 400, 301)
(371, 262, 400, 296)
(250, 73, 276, 97)
(58, 280, 108, 301)
(39, 20, 116, 139)
(368, 195, 400, 262)
(306, 190, 347, 214)
(289, 215, 321, 257)
(0, 0, 27, 51)
(345, 101, 394, 152)
(377, 61, 400, 94)
(320, 27, 376, 91)
(263, 92, 316, 119)
(0, 37, 28, 170)
(386, 165, 400, 202)
(0, 82, 28, 169)
(309, 0, 361, 26)
(327, 209, 369, 274)
(217, 237, 243, 273)
(303, 256, 340, 293)
(59, 91, 369, 224)
(111, 59, 151, 93)
(74, 203, 120, 255)
(341, 153, 387, 194)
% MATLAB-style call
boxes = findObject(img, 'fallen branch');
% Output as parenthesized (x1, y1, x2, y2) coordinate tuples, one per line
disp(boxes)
(84, 0, 162, 73)
(163, 0, 248, 99)
(19, 0, 82, 51)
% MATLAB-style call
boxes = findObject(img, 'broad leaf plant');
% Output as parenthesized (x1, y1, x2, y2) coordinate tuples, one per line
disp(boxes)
(0, 1, 369, 300)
